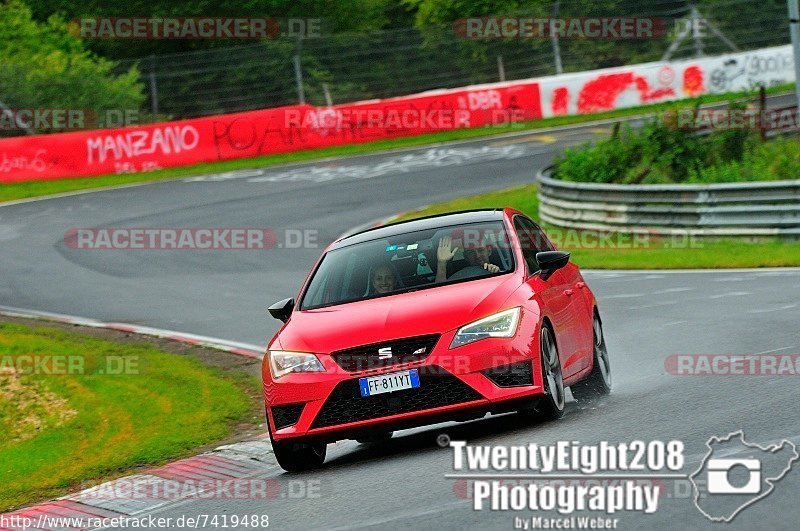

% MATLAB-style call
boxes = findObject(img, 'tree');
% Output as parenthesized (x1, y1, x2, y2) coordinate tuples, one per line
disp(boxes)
(0, 0, 144, 134)
(24, 0, 409, 60)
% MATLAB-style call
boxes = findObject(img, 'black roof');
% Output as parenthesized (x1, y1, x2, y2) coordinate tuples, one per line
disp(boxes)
(330, 209, 506, 249)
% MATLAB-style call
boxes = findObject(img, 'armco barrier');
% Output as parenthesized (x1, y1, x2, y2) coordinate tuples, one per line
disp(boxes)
(537, 167, 800, 237)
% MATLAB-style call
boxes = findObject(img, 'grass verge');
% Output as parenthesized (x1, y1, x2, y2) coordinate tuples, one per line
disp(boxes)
(1, 85, 792, 204)
(395, 184, 800, 269)
(0, 321, 261, 512)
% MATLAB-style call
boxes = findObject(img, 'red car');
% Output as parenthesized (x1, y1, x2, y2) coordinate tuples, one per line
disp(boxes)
(263, 209, 611, 471)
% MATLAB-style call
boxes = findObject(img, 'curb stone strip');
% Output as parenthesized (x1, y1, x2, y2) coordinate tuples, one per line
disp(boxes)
(0, 442, 278, 530)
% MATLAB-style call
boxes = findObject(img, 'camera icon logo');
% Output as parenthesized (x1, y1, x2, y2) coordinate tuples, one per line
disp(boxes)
(690, 431, 798, 522)
(706, 458, 761, 494)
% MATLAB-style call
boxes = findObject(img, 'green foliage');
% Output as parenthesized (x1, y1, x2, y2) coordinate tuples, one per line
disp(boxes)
(27, 0, 407, 60)
(686, 137, 800, 183)
(0, 0, 144, 133)
(554, 102, 800, 185)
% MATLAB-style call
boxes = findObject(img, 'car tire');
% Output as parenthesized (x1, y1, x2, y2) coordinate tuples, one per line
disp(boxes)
(570, 312, 612, 401)
(356, 431, 393, 444)
(268, 424, 326, 472)
(533, 325, 566, 420)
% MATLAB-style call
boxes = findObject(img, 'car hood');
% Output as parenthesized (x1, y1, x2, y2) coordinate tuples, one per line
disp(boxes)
(275, 274, 521, 353)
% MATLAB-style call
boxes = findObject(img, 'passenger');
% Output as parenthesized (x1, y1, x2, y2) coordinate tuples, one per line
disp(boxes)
(435, 235, 499, 283)
(371, 263, 397, 294)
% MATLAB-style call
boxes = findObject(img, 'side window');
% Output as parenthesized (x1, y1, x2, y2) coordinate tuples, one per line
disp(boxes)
(513, 216, 552, 274)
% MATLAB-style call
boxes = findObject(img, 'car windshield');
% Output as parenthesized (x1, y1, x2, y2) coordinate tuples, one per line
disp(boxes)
(300, 221, 515, 310)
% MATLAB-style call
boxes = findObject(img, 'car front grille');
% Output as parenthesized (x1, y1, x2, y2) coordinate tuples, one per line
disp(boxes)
(271, 403, 305, 430)
(311, 366, 481, 429)
(482, 360, 534, 387)
(330, 334, 440, 372)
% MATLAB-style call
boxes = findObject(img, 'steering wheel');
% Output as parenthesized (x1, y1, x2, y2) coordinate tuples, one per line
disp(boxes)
(448, 265, 492, 281)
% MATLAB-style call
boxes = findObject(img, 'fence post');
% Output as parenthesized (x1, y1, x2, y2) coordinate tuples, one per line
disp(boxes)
(691, 4, 704, 58)
(788, 0, 800, 109)
(551, 2, 563, 74)
(497, 55, 506, 82)
(322, 82, 333, 106)
(758, 85, 767, 141)
(293, 38, 306, 104)
(149, 55, 159, 116)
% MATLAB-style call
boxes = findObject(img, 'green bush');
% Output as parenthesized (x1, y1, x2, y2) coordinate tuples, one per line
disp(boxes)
(553, 103, 799, 185)
(0, 0, 144, 134)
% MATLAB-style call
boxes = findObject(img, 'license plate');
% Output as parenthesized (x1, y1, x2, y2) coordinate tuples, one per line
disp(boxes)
(359, 369, 420, 397)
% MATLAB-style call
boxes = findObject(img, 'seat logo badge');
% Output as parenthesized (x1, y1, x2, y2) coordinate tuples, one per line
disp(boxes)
(378, 347, 393, 359)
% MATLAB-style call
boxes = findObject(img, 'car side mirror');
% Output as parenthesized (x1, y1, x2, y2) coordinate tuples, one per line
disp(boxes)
(535, 251, 570, 281)
(268, 298, 295, 322)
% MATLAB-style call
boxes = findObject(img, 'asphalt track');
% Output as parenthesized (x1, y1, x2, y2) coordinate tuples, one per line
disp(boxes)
(1, 99, 799, 529)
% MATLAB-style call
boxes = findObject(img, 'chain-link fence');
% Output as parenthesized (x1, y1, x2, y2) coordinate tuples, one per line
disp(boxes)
(108, 0, 791, 120)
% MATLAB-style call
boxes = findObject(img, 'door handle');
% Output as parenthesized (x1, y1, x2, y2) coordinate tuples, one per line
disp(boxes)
(563, 289, 574, 296)
(575, 282, 586, 289)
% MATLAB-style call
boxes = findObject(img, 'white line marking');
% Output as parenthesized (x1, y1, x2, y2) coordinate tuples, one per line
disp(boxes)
(194, 145, 541, 184)
(627, 300, 679, 310)
(708, 291, 751, 299)
(747, 304, 798, 314)
(652, 287, 693, 294)
(754, 346, 795, 355)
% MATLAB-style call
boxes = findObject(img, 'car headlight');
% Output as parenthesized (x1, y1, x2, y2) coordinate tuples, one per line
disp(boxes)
(450, 307, 521, 348)
(268, 350, 325, 379)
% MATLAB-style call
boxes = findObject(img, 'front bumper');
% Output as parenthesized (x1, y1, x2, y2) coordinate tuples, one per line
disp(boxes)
(263, 320, 545, 442)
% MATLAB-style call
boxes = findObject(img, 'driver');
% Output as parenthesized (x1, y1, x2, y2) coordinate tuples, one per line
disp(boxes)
(371, 263, 397, 294)
(435, 235, 500, 283)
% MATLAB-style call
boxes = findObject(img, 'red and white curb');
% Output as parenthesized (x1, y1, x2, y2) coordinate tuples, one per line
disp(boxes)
(0, 305, 264, 360)
(0, 439, 278, 531)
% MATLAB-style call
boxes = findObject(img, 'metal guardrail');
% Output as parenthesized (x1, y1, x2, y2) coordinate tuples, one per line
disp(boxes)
(536, 166, 800, 237)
